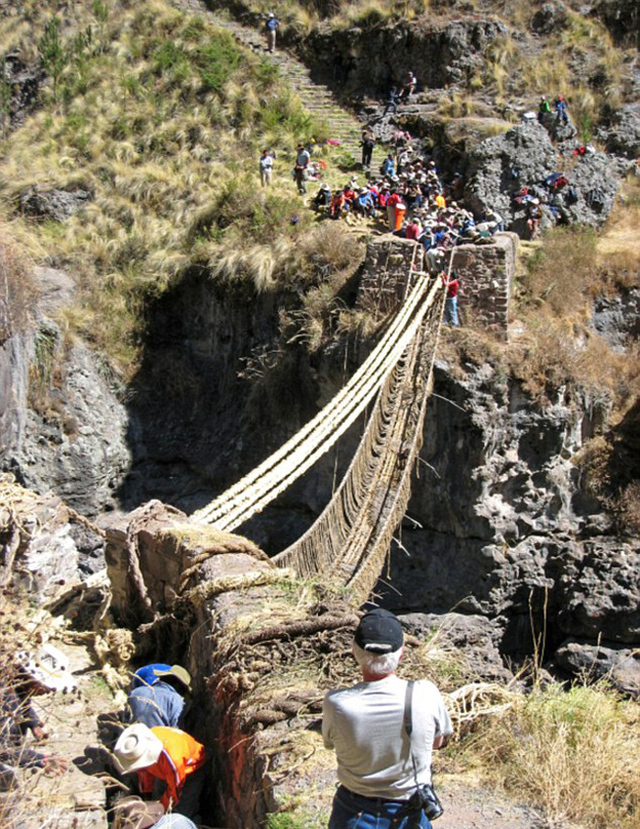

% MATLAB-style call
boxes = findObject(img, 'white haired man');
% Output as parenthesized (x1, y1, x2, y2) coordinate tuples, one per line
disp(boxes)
(323, 609, 452, 829)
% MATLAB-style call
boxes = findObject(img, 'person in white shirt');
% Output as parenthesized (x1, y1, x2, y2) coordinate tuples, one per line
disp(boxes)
(323, 609, 452, 829)
(260, 149, 275, 187)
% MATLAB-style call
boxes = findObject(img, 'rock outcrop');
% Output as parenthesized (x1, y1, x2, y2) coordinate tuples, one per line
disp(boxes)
(0, 265, 130, 516)
(464, 122, 620, 235)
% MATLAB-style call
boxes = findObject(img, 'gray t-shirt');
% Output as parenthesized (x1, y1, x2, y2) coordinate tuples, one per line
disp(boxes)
(322, 674, 452, 800)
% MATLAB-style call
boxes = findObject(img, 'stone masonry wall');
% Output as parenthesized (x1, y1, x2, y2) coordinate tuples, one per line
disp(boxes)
(451, 233, 518, 336)
(356, 234, 517, 337)
(356, 237, 425, 317)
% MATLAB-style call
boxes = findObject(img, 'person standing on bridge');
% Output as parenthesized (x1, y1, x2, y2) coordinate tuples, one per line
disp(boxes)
(442, 270, 460, 326)
(264, 12, 280, 53)
(323, 609, 452, 829)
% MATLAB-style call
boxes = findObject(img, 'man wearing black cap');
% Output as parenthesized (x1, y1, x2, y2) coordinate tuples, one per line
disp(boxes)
(323, 609, 452, 828)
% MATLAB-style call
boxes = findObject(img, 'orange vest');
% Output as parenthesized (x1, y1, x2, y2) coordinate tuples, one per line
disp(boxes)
(137, 727, 206, 810)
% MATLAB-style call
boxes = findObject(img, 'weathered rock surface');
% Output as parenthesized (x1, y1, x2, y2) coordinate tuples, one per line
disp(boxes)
(19, 186, 94, 222)
(298, 18, 507, 95)
(0, 477, 104, 599)
(591, 286, 640, 351)
(0, 266, 130, 516)
(0, 55, 43, 131)
(464, 122, 620, 234)
(554, 639, 640, 697)
(601, 103, 640, 159)
(400, 612, 513, 683)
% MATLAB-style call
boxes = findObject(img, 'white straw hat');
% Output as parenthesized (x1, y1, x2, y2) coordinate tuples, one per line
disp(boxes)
(114, 724, 163, 774)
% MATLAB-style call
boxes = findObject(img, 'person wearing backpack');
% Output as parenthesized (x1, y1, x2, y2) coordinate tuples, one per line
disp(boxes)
(264, 12, 280, 53)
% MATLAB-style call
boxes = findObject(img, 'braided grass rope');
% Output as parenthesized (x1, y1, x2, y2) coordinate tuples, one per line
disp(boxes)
(192, 243, 452, 599)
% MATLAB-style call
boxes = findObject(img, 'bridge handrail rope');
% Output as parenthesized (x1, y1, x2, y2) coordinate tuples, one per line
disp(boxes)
(274, 274, 445, 599)
(193, 251, 440, 530)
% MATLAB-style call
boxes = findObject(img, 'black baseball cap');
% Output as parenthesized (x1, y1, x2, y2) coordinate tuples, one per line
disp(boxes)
(354, 609, 404, 653)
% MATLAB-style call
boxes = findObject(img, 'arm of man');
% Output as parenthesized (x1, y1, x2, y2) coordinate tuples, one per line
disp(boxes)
(321, 692, 335, 750)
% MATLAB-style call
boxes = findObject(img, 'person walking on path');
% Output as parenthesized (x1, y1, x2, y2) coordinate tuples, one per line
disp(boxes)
(260, 149, 275, 187)
(264, 12, 280, 53)
(323, 608, 452, 829)
(294, 144, 310, 194)
(361, 127, 376, 171)
(442, 270, 460, 326)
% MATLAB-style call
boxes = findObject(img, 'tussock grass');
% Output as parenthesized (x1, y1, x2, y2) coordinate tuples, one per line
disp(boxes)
(0, 225, 39, 341)
(460, 682, 640, 829)
(1, 0, 337, 374)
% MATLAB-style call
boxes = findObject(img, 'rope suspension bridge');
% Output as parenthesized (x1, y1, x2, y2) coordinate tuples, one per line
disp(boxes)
(192, 244, 449, 602)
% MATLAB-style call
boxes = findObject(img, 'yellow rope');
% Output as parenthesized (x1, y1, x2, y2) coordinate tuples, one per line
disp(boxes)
(192, 242, 452, 598)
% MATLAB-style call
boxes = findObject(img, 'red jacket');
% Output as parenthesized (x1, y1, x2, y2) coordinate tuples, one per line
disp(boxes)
(137, 727, 206, 810)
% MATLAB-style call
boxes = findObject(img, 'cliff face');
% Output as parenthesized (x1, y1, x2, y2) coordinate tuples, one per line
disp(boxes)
(1, 241, 637, 691)
(374, 362, 639, 689)
(0, 266, 130, 517)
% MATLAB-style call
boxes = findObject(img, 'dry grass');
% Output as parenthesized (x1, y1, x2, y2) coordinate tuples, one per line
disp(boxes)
(0, 0, 338, 374)
(460, 681, 640, 829)
(0, 226, 39, 342)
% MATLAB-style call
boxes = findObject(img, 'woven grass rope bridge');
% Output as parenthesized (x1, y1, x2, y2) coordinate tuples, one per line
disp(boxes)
(193, 246, 450, 601)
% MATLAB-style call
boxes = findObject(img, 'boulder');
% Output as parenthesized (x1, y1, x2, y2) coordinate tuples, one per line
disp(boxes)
(554, 639, 640, 697)
(400, 612, 513, 683)
(601, 103, 640, 159)
(19, 186, 93, 222)
(530, 2, 569, 34)
(0, 477, 104, 601)
(554, 539, 640, 645)
(0, 266, 130, 516)
(464, 121, 620, 234)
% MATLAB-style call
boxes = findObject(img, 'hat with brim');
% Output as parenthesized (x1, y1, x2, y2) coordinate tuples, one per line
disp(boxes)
(20, 644, 77, 693)
(153, 665, 191, 690)
(114, 724, 163, 774)
(354, 608, 403, 654)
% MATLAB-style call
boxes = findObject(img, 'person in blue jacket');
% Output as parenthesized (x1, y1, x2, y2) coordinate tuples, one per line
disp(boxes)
(128, 665, 191, 729)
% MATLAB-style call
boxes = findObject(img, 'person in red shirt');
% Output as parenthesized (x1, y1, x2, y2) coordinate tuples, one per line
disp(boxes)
(442, 270, 460, 326)
(114, 724, 206, 818)
(404, 219, 421, 240)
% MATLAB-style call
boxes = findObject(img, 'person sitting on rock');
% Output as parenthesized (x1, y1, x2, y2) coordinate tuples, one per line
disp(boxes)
(538, 95, 551, 123)
(353, 187, 376, 218)
(114, 723, 206, 819)
(1, 645, 75, 787)
(329, 188, 348, 219)
(400, 70, 417, 100)
(127, 665, 191, 730)
(312, 182, 332, 212)
(380, 154, 395, 179)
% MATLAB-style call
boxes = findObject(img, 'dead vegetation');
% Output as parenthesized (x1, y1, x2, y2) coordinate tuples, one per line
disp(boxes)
(0, 226, 39, 343)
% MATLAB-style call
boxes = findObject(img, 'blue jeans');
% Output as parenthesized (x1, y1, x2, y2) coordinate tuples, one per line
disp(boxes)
(445, 296, 458, 326)
(328, 786, 432, 829)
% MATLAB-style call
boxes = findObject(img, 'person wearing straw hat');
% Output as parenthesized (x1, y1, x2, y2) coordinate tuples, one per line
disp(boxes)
(128, 665, 192, 730)
(1, 645, 74, 785)
(114, 723, 206, 818)
(323, 609, 452, 829)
